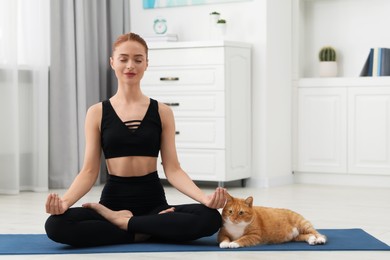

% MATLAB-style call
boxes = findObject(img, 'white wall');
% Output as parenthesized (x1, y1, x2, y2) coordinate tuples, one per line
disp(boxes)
(130, 1, 265, 43)
(130, 0, 293, 188)
(301, 0, 390, 77)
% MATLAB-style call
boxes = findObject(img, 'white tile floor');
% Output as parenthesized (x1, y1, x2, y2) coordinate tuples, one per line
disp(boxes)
(1, 183, 389, 259)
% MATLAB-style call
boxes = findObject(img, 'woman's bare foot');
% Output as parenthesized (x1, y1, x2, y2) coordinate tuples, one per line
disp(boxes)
(159, 207, 175, 214)
(82, 203, 132, 231)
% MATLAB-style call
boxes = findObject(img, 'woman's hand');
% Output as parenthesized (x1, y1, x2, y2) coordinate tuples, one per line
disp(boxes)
(45, 193, 69, 215)
(204, 187, 227, 209)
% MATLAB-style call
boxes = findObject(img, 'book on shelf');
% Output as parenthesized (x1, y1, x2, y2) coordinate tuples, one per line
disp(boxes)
(144, 34, 178, 42)
(360, 47, 390, 77)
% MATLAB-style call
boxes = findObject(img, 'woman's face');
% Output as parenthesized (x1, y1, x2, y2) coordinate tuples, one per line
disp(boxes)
(110, 40, 148, 85)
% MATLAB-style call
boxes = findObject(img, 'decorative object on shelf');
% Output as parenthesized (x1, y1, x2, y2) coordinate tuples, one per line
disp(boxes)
(209, 12, 227, 40)
(217, 19, 226, 24)
(318, 46, 338, 77)
(360, 47, 390, 77)
(153, 18, 168, 34)
(144, 17, 178, 43)
(143, 0, 251, 9)
(216, 19, 227, 37)
(209, 11, 220, 24)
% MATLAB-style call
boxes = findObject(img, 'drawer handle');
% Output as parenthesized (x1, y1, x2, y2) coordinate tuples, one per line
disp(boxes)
(164, 102, 180, 107)
(175, 131, 180, 135)
(160, 77, 179, 81)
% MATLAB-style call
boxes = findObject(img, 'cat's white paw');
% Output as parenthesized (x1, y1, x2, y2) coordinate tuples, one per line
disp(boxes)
(219, 241, 230, 248)
(228, 242, 241, 248)
(307, 235, 327, 245)
(219, 241, 242, 249)
(315, 235, 327, 244)
(307, 235, 317, 245)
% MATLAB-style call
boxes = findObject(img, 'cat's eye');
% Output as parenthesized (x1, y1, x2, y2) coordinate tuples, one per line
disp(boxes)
(239, 211, 244, 215)
(228, 210, 233, 214)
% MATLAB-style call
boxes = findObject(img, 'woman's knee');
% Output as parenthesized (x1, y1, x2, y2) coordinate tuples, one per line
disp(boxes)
(207, 208, 222, 229)
(197, 207, 222, 235)
(44, 215, 62, 242)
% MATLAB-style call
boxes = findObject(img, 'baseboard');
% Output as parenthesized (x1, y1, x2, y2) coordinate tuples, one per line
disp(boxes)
(294, 172, 390, 188)
(247, 175, 294, 188)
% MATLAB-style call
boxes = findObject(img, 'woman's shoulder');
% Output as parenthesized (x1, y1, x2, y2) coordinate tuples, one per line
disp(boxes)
(85, 102, 104, 124)
(88, 101, 103, 113)
(155, 100, 173, 117)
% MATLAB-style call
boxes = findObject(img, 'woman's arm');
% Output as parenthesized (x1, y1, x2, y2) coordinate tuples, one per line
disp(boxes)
(45, 103, 102, 215)
(158, 103, 227, 209)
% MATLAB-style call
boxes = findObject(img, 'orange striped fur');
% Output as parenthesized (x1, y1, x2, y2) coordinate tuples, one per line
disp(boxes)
(218, 193, 327, 248)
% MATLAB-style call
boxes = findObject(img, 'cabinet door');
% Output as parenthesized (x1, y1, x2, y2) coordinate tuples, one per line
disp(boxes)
(348, 87, 390, 175)
(157, 149, 225, 181)
(297, 88, 347, 173)
(142, 66, 224, 92)
(175, 118, 225, 149)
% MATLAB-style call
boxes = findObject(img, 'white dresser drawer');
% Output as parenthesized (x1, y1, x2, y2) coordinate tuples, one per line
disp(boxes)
(175, 118, 225, 149)
(148, 47, 224, 66)
(157, 149, 226, 181)
(142, 66, 224, 91)
(147, 92, 225, 117)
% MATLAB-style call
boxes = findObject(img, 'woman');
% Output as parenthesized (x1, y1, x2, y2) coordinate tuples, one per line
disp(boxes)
(45, 32, 227, 247)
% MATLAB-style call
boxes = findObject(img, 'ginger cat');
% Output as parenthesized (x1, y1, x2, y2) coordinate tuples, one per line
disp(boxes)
(218, 193, 327, 248)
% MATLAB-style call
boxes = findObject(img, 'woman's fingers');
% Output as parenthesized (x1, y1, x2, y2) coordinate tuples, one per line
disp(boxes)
(45, 193, 63, 215)
(45, 193, 55, 214)
(215, 187, 227, 208)
(206, 187, 227, 209)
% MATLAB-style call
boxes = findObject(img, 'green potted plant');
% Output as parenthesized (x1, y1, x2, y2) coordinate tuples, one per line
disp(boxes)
(216, 19, 227, 35)
(318, 46, 338, 77)
(209, 11, 220, 24)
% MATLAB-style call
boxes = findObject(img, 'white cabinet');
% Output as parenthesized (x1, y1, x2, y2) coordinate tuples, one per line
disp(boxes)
(296, 78, 390, 178)
(297, 87, 347, 173)
(142, 41, 252, 185)
(292, 1, 390, 186)
(348, 87, 390, 175)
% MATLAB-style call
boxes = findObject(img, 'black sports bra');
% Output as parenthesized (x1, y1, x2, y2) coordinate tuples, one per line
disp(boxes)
(101, 98, 161, 159)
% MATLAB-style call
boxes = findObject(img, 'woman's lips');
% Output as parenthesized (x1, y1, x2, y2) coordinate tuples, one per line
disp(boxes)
(124, 72, 136, 77)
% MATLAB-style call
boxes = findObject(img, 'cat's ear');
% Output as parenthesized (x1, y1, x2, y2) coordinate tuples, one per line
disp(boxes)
(245, 196, 253, 207)
(226, 192, 233, 201)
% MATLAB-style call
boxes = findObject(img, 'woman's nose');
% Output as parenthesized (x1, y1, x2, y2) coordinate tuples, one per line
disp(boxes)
(126, 61, 134, 70)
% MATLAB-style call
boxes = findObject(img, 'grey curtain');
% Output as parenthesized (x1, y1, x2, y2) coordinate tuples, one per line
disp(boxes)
(49, 0, 130, 188)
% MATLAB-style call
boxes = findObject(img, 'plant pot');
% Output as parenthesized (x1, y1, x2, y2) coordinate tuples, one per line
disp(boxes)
(319, 61, 338, 77)
(216, 23, 226, 37)
(209, 14, 220, 39)
(209, 14, 220, 24)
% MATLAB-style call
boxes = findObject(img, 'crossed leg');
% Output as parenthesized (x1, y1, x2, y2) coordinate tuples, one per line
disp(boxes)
(82, 203, 133, 230)
(82, 202, 175, 231)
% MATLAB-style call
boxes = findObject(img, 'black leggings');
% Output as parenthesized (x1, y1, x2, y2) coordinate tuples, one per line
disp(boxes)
(45, 172, 222, 247)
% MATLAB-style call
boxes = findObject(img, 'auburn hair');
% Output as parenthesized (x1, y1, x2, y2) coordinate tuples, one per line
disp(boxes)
(112, 32, 148, 58)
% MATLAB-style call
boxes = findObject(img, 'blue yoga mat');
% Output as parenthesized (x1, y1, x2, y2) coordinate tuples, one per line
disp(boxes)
(0, 229, 389, 255)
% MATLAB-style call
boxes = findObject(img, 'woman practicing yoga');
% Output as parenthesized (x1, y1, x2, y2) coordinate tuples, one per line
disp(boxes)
(45, 32, 227, 247)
